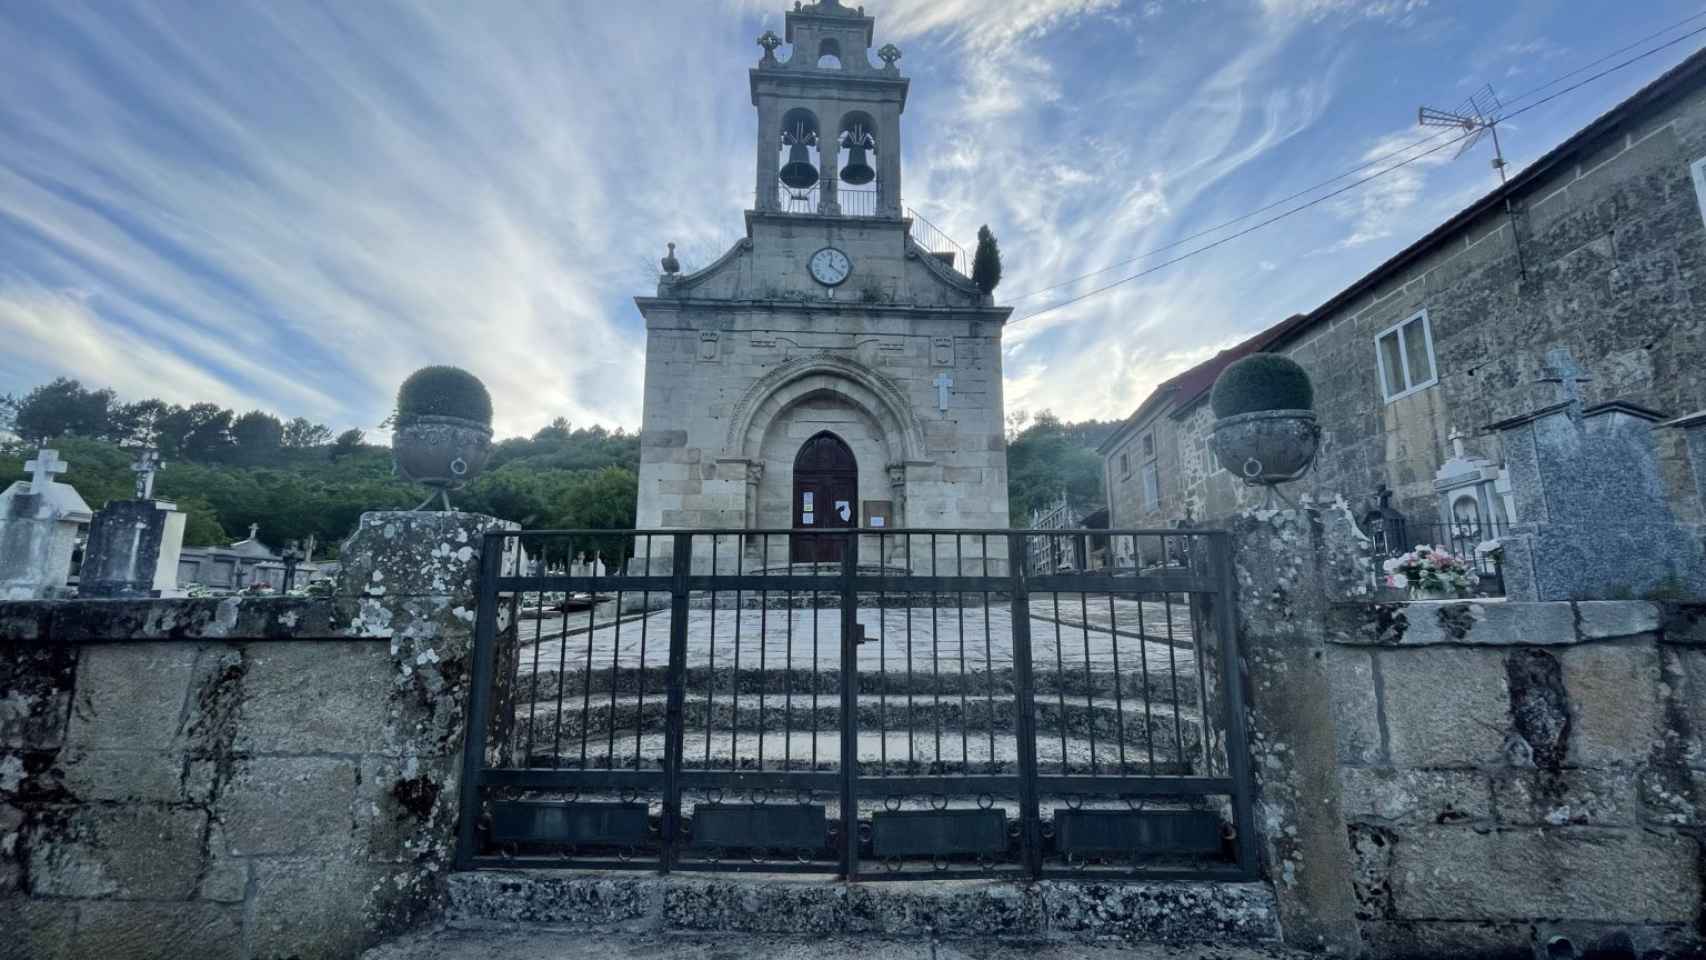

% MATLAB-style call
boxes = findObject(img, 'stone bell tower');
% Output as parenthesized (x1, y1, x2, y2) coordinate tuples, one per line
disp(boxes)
(634, 0, 1012, 571)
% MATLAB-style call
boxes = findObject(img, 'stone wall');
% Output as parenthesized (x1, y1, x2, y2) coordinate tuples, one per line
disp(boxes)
(0, 511, 513, 960)
(1322, 598, 1706, 957)
(1221, 503, 1706, 958)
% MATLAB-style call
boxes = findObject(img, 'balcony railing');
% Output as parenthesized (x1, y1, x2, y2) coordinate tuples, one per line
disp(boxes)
(762, 185, 970, 276)
(774, 181, 880, 217)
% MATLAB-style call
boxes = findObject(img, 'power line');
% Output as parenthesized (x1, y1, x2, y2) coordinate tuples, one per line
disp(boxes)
(1004, 9, 1706, 307)
(1009, 21, 1706, 328)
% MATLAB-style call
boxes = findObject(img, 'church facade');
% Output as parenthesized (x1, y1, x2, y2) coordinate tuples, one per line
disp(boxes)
(633, 0, 1011, 569)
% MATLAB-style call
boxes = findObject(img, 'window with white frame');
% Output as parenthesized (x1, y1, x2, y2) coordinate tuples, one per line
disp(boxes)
(1138, 429, 1160, 510)
(1141, 462, 1160, 511)
(1692, 157, 1706, 228)
(1375, 310, 1438, 402)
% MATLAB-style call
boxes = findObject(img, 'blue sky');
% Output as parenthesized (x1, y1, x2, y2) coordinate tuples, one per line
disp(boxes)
(1, 0, 1701, 438)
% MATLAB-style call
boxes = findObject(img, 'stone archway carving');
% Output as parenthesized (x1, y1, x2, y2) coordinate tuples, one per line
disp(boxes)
(725, 353, 927, 465)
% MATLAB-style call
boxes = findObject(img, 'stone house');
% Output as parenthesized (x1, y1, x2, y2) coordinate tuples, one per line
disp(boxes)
(1103, 48, 1706, 541)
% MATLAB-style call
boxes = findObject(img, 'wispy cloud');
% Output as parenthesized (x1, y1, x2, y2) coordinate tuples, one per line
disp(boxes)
(1, 0, 1696, 437)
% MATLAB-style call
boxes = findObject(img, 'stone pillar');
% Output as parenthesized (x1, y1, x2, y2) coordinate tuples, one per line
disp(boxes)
(755, 96, 780, 212)
(878, 109, 902, 217)
(1209, 503, 1368, 956)
(333, 510, 520, 888)
(79, 499, 187, 598)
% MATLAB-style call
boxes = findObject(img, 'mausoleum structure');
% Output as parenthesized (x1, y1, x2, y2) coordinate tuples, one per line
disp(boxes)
(633, 0, 1011, 571)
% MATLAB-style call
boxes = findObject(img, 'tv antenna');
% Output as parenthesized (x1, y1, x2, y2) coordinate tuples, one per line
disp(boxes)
(1419, 84, 1508, 183)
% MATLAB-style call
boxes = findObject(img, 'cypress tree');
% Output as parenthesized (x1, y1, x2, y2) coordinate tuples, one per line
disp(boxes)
(971, 224, 1002, 295)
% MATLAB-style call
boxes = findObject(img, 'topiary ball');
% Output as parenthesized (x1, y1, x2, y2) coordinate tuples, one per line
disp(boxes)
(1210, 353, 1314, 419)
(396, 365, 494, 425)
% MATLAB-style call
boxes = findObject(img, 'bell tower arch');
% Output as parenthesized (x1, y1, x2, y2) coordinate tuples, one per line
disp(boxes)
(753, 0, 907, 216)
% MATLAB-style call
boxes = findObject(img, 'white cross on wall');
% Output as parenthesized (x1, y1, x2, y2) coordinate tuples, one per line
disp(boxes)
(933, 372, 953, 412)
(24, 449, 67, 494)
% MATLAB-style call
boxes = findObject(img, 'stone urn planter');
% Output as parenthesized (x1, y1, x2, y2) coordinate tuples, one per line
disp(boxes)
(1209, 408, 1321, 483)
(393, 414, 493, 488)
(391, 365, 495, 510)
(1207, 354, 1320, 489)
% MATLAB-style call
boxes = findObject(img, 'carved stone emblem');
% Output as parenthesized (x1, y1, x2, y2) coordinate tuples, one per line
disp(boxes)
(931, 337, 953, 366)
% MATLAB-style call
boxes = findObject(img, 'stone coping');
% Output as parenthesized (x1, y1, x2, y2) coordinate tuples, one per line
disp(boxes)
(1324, 599, 1706, 647)
(0, 596, 369, 643)
(446, 870, 1280, 943)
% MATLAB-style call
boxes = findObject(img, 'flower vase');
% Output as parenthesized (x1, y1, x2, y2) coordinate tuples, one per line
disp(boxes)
(1408, 584, 1455, 601)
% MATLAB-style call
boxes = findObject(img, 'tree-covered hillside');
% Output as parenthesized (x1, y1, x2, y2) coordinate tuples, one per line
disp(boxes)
(1, 380, 1120, 550)
(0, 379, 638, 558)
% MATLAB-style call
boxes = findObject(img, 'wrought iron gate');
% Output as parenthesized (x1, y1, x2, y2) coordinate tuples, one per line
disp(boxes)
(454, 528, 1257, 881)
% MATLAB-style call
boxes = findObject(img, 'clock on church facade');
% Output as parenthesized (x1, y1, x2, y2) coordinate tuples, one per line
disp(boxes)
(633, 0, 1012, 571)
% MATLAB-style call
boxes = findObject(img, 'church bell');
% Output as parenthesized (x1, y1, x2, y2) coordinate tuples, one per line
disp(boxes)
(839, 130, 875, 186)
(779, 131, 818, 190)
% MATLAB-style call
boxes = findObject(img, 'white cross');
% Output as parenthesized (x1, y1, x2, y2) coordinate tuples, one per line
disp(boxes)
(1538, 348, 1592, 405)
(130, 448, 162, 500)
(24, 449, 67, 494)
(1448, 428, 1467, 459)
(933, 372, 953, 412)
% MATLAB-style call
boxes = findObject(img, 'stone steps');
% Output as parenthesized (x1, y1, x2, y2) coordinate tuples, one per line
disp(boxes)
(508, 728, 1199, 776)
(506, 692, 1204, 759)
(514, 664, 1203, 708)
(432, 872, 1281, 945)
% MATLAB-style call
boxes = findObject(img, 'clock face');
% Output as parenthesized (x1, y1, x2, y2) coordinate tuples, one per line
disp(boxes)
(809, 247, 852, 287)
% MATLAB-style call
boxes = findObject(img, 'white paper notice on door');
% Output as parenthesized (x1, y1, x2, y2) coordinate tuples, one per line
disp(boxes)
(802, 513, 815, 525)
(835, 501, 851, 522)
(802, 492, 814, 511)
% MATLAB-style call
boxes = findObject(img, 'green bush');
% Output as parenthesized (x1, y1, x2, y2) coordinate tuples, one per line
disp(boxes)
(1209, 353, 1314, 418)
(396, 366, 493, 425)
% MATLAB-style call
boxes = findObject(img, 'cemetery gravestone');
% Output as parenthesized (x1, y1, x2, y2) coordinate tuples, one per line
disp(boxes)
(78, 449, 187, 598)
(0, 449, 94, 600)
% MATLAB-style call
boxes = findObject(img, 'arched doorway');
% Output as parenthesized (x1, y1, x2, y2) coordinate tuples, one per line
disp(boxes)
(792, 431, 857, 563)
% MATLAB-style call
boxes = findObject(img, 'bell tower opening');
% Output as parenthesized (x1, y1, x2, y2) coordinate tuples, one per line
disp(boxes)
(816, 37, 843, 69)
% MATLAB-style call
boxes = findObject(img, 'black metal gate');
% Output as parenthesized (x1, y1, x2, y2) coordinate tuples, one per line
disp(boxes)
(454, 528, 1257, 881)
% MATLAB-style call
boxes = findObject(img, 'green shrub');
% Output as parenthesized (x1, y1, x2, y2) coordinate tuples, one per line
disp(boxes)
(396, 366, 493, 425)
(1210, 353, 1314, 418)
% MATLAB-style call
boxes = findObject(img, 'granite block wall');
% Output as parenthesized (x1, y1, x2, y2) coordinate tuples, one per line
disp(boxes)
(0, 511, 514, 960)
(1322, 597, 1706, 958)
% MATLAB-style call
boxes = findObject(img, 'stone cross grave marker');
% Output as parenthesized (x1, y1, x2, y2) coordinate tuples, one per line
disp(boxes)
(130, 448, 162, 499)
(933, 372, 953, 412)
(1537, 348, 1592, 407)
(25, 448, 67, 493)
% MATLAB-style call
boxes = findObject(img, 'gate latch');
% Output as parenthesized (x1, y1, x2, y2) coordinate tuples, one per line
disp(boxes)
(850, 624, 877, 646)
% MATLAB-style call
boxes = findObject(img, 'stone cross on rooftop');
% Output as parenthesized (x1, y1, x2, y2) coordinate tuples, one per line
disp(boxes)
(1537, 348, 1592, 406)
(24, 449, 67, 494)
(130, 448, 162, 500)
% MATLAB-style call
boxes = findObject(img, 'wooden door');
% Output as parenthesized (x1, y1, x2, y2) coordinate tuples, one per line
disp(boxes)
(792, 432, 857, 563)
